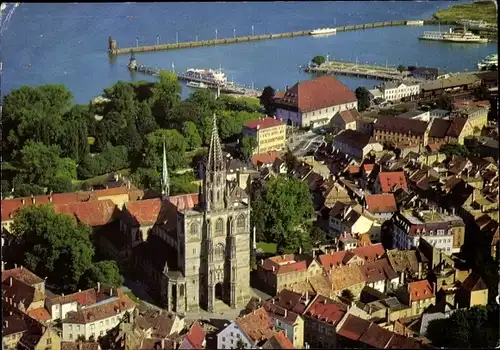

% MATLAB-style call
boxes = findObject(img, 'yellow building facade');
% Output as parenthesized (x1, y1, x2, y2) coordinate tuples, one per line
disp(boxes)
(243, 117, 287, 155)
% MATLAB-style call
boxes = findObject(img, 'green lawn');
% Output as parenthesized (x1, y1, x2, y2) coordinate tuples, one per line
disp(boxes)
(434, 2, 497, 24)
(124, 291, 139, 302)
(257, 242, 277, 254)
(72, 168, 131, 189)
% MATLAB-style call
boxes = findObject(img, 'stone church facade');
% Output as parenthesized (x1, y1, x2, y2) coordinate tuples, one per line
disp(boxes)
(129, 114, 251, 314)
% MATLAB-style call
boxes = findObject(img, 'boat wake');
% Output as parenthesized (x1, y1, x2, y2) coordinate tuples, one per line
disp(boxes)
(0, 2, 20, 36)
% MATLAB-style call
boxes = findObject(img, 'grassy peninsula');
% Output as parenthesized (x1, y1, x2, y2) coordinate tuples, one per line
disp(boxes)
(434, 1, 497, 24)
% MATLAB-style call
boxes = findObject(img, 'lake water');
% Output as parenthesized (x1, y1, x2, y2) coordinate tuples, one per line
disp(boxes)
(2, 1, 497, 104)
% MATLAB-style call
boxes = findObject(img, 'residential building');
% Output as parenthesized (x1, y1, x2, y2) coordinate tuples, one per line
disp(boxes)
(134, 309, 185, 339)
(420, 73, 481, 99)
(52, 200, 118, 229)
(356, 116, 376, 136)
(395, 280, 436, 316)
(250, 151, 280, 169)
(257, 254, 322, 296)
(243, 117, 286, 155)
(61, 290, 136, 341)
(327, 264, 366, 299)
(386, 249, 426, 282)
(332, 130, 383, 161)
(262, 300, 305, 348)
(178, 321, 206, 349)
(329, 204, 380, 239)
(261, 331, 296, 349)
(373, 171, 408, 194)
(359, 258, 399, 293)
(216, 307, 276, 349)
(364, 194, 397, 222)
(452, 99, 490, 133)
(3, 302, 61, 350)
(456, 273, 489, 308)
(302, 294, 348, 348)
(61, 341, 101, 350)
(397, 110, 430, 122)
(379, 81, 421, 102)
(410, 67, 439, 80)
(274, 76, 358, 128)
(373, 116, 430, 146)
(429, 109, 450, 119)
(331, 109, 360, 133)
(391, 209, 465, 253)
(428, 117, 469, 145)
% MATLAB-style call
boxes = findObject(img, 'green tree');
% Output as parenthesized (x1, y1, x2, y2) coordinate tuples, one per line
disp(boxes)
(59, 105, 91, 164)
(182, 121, 202, 150)
(355, 86, 371, 112)
(283, 148, 298, 174)
(10, 205, 94, 292)
(341, 289, 355, 301)
(171, 173, 199, 195)
(79, 260, 124, 289)
(426, 306, 498, 348)
(240, 135, 258, 159)
(78, 144, 129, 179)
(311, 55, 326, 66)
(440, 143, 470, 158)
(219, 110, 260, 141)
(218, 95, 261, 113)
(135, 101, 158, 136)
(150, 71, 182, 128)
(141, 129, 188, 171)
(397, 64, 406, 73)
(435, 94, 452, 111)
(235, 339, 246, 349)
(130, 167, 160, 192)
(251, 175, 314, 253)
(259, 86, 276, 116)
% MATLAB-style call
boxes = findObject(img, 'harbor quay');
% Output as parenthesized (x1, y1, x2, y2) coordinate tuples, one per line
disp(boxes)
(303, 60, 408, 81)
(108, 19, 459, 56)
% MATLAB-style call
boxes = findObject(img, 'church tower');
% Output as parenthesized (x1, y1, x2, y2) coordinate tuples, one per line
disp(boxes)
(161, 142, 170, 199)
(203, 114, 226, 211)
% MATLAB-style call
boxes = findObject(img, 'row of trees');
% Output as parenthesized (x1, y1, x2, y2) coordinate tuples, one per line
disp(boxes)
(2, 72, 270, 198)
(7, 205, 123, 293)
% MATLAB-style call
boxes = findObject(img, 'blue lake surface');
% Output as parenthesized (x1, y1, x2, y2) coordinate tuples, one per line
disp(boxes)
(2, 1, 497, 103)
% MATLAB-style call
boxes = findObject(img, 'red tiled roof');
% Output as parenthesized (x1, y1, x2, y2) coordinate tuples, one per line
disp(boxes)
(362, 163, 374, 173)
(3, 277, 45, 308)
(236, 307, 275, 344)
(53, 199, 117, 227)
(251, 151, 279, 166)
(318, 251, 351, 269)
(61, 341, 100, 350)
(347, 166, 361, 174)
(261, 254, 308, 275)
(408, 280, 434, 302)
(303, 295, 347, 326)
(364, 194, 397, 214)
(263, 300, 300, 325)
(49, 288, 98, 307)
(359, 323, 395, 348)
(337, 314, 371, 341)
(339, 109, 360, 124)
(169, 193, 199, 211)
(377, 171, 408, 193)
(26, 307, 52, 322)
(125, 199, 163, 225)
(2, 267, 44, 285)
(184, 321, 206, 348)
(352, 243, 386, 261)
(360, 258, 398, 283)
(267, 330, 295, 349)
(65, 294, 136, 324)
(386, 333, 424, 349)
(277, 76, 357, 113)
(244, 117, 284, 130)
(274, 289, 311, 315)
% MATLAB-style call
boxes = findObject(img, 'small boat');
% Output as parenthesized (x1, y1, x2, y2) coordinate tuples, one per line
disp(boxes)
(186, 81, 209, 89)
(310, 28, 337, 36)
(477, 54, 498, 70)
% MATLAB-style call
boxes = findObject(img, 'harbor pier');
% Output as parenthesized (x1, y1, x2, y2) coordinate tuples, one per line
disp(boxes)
(108, 19, 458, 55)
(303, 60, 407, 81)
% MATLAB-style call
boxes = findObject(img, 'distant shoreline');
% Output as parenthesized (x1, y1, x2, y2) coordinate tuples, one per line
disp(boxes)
(433, 1, 497, 24)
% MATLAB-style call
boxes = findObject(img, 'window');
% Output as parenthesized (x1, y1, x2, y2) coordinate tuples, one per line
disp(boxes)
(69, 325, 73, 330)
(69, 334, 73, 340)
(106, 319, 109, 326)
(47, 338, 52, 345)
(77, 325, 80, 331)
(193, 248, 196, 255)
(237, 215, 246, 229)
(216, 218, 224, 234)
(100, 321, 103, 327)
(222, 337, 226, 342)
(100, 331, 104, 336)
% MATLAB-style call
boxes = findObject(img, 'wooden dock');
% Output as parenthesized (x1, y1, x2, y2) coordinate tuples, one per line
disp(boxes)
(303, 60, 408, 81)
(109, 19, 457, 55)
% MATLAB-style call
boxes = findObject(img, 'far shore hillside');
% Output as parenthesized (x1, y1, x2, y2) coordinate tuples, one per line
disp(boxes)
(433, 1, 497, 24)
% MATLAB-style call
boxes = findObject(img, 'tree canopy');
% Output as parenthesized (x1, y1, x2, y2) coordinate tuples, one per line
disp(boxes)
(355, 86, 371, 112)
(9, 205, 124, 293)
(440, 143, 470, 158)
(311, 55, 326, 66)
(251, 175, 315, 253)
(259, 86, 277, 116)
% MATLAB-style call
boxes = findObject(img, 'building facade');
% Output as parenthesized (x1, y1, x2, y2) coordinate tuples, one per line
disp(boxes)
(243, 117, 286, 155)
(380, 81, 421, 102)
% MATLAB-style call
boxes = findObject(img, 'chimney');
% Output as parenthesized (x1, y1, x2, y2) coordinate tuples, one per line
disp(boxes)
(299, 247, 302, 255)
(20, 265, 23, 270)
(272, 266, 276, 272)
(127, 180, 131, 190)
(272, 299, 275, 304)
(21, 199, 25, 205)
(4, 320, 8, 328)
(49, 195, 53, 203)
(78, 343, 83, 350)
(161, 339, 165, 349)
(433, 282, 436, 294)
(31, 194, 35, 204)
(97, 282, 101, 292)
(1, 262, 3, 272)
(313, 250, 316, 258)
(110, 288, 113, 296)
(400, 271, 405, 286)
(9, 277, 13, 287)
(78, 289, 81, 292)
(284, 309, 287, 317)
(305, 291, 309, 302)
(451, 207, 455, 216)
(418, 262, 422, 279)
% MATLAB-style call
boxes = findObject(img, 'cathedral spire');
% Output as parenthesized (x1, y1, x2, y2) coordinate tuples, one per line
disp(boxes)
(161, 142, 170, 198)
(207, 113, 225, 173)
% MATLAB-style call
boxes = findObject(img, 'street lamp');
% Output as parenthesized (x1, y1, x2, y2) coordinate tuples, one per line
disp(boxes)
(176, 32, 179, 44)
(135, 36, 139, 47)
(251, 25, 254, 36)
(156, 34, 160, 46)
(215, 28, 218, 40)
(196, 33, 198, 42)
(233, 28, 236, 38)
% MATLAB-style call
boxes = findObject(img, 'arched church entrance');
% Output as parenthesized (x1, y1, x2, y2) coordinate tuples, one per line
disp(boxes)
(215, 282, 223, 301)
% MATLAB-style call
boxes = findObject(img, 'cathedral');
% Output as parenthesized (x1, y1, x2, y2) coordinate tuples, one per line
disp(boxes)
(129, 114, 252, 314)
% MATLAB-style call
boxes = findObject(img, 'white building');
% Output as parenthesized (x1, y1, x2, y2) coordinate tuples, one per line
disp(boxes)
(380, 81, 421, 102)
(61, 290, 136, 341)
(390, 210, 464, 253)
(274, 76, 358, 128)
(397, 110, 431, 123)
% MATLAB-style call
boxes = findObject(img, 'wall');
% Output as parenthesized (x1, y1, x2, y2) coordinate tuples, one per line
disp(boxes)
(35, 328, 61, 350)
(421, 234, 454, 254)
(411, 297, 435, 316)
(278, 102, 357, 128)
(255, 124, 287, 154)
(470, 289, 488, 307)
(217, 322, 253, 349)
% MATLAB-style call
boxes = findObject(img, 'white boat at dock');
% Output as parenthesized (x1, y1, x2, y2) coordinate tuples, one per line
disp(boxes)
(477, 54, 498, 70)
(310, 28, 337, 36)
(419, 26, 488, 43)
(186, 81, 209, 89)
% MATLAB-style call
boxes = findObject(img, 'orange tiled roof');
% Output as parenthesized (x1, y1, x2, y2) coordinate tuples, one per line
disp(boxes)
(53, 199, 117, 227)
(236, 307, 275, 344)
(125, 199, 164, 225)
(377, 171, 408, 193)
(408, 280, 434, 302)
(359, 323, 395, 348)
(352, 243, 386, 261)
(169, 193, 199, 211)
(265, 330, 295, 349)
(244, 117, 284, 130)
(261, 254, 308, 275)
(49, 288, 99, 307)
(251, 151, 279, 166)
(184, 321, 206, 349)
(337, 314, 371, 341)
(329, 264, 366, 291)
(61, 341, 100, 350)
(364, 194, 397, 214)
(2, 267, 44, 285)
(26, 307, 52, 322)
(304, 295, 347, 326)
(65, 293, 136, 324)
(360, 258, 398, 283)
